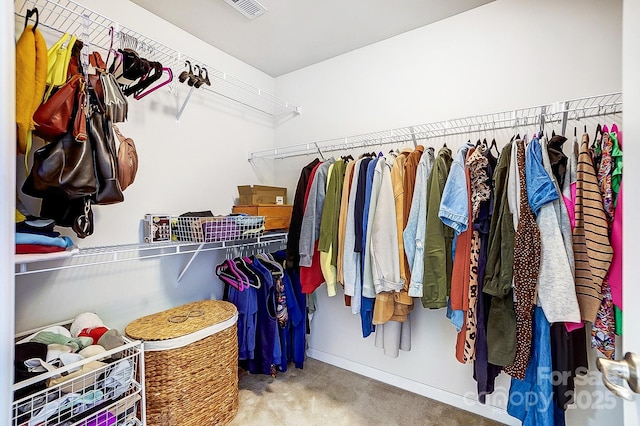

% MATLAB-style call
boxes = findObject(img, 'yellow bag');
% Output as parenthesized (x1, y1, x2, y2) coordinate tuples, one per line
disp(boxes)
(44, 33, 77, 101)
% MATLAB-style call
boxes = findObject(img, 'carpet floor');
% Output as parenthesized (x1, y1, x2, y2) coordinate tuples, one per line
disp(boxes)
(229, 357, 502, 426)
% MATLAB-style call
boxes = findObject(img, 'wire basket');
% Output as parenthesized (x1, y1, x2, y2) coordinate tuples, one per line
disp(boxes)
(172, 215, 265, 243)
(12, 322, 145, 426)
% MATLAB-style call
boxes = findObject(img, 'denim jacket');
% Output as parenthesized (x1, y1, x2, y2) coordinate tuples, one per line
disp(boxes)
(525, 136, 558, 216)
(439, 141, 475, 234)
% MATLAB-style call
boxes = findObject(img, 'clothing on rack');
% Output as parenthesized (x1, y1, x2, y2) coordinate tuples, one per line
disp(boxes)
(217, 252, 306, 376)
(287, 119, 623, 423)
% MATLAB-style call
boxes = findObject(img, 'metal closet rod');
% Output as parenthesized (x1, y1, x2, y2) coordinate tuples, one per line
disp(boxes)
(15, 0, 299, 117)
(248, 92, 622, 160)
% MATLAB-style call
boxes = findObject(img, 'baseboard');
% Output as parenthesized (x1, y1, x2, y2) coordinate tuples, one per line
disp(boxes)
(306, 348, 518, 426)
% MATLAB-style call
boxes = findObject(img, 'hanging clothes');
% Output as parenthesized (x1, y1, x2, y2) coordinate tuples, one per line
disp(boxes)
(372, 155, 411, 357)
(226, 274, 258, 361)
(299, 158, 335, 268)
(319, 160, 344, 296)
(371, 157, 405, 297)
(243, 258, 278, 376)
(402, 145, 424, 283)
(531, 137, 581, 324)
(404, 147, 435, 298)
(441, 142, 474, 345)
(421, 146, 453, 309)
(504, 139, 541, 380)
(473, 148, 501, 404)
(572, 134, 613, 322)
(319, 158, 347, 297)
(507, 307, 554, 426)
(285, 158, 320, 268)
(591, 125, 617, 357)
(391, 149, 413, 285)
(381, 149, 415, 336)
(461, 147, 491, 363)
(362, 157, 381, 299)
(299, 160, 333, 294)
(273, 251, 307, 370)
(337, 160, 356, 305)
(609, 125, 623, 335)
(483, 141, 517, 367)
(359, 157, 378, 338)
(343, 158, 365, 313)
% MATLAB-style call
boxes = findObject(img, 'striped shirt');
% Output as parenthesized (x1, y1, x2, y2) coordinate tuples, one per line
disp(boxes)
(572, 134, 613, 322)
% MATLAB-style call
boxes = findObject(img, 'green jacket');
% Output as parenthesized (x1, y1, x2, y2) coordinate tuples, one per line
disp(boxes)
(421, 146, 453, 309)
(483, 141, 517, 366)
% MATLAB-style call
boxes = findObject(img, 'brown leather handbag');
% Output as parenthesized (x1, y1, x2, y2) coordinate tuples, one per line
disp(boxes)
(33, 74, 87, 142)
(113, 125, 138, 191)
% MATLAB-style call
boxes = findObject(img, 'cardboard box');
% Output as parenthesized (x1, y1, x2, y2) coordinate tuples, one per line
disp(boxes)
(237, 185, 287, 205)
(232, 204, 293, 231)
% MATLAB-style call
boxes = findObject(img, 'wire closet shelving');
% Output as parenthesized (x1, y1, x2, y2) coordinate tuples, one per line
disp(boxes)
(248, 92, 622, 160)
(15, 231, 288, 285)
(14, 0, 301, 118)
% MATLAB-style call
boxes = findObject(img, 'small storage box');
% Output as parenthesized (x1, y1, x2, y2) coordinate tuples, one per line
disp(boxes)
(237, 185, 287, 205)
(232, 204, 293, 230)
(125, 300, 239, 425)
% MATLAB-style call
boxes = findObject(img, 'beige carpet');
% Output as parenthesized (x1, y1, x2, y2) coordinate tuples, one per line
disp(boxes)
(229, 358, 502, 426)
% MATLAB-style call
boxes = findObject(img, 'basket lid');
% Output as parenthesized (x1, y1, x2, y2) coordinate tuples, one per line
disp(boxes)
(125, 300, 237, 342)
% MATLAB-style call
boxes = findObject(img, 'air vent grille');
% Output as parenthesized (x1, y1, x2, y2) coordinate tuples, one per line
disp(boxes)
(224, 0, 267, 20)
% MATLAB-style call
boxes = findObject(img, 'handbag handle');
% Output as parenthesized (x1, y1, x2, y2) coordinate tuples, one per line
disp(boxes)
(73, 80, 87, 142)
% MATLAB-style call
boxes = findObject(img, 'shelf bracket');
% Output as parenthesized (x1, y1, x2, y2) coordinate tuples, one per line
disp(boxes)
(176, 243, 205, 286)
(176, 86, 196, 124)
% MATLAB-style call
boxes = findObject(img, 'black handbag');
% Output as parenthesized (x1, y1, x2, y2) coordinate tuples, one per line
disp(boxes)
(88, 108, 124, 205)
(22, 128, 97, 200)
(40, 194, 94, 239)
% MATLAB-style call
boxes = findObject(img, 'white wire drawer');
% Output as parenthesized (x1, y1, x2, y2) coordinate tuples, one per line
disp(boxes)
(12, 321, 146, 426)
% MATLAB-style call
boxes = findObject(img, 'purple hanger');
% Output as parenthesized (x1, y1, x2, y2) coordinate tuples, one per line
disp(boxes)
(134, 67, 173, 100)
(228, 258, 251, 291)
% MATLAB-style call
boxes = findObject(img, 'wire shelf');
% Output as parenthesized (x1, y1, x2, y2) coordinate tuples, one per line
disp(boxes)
(14, 0, 300, 117)
(14, 232, 288, 278)
(248, 92, 622, 160)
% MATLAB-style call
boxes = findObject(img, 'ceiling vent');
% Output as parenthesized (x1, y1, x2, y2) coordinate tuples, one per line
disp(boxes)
(224, 0, 268, 20)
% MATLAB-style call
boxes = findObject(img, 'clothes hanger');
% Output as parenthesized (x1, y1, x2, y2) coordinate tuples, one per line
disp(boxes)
(216, 259, 249, 291)
(235, 257, 261, 289)
(178, 60, 192, 83)
(255, 253, 283, 276)
(24, 8, 39, 32)
(591, 123, 603, 151)
(134, 67, 173, 100)
(123, 60, 162, 97)
(217, 260, 244, 290)
(194, 67, 211, 89)
(187, 64, 201, 87)
(489, 138, 499, 157)
(105, 27, 116, 66)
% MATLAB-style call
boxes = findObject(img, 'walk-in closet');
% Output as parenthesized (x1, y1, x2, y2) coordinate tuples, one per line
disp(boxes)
(4, 0, 640, 425)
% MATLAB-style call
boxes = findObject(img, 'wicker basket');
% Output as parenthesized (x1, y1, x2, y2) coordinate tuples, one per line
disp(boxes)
(125, 300, 239, 425)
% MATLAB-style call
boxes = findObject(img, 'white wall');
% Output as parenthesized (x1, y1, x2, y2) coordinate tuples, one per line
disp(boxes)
(273, 0, 623, 424)
(622, 0, 640, 423)
(14, 0, 279, 332)
(2, 0, 16, 423)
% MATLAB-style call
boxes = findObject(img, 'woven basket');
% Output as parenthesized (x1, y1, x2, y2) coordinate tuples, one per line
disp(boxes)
(125, 300, 239, 425)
